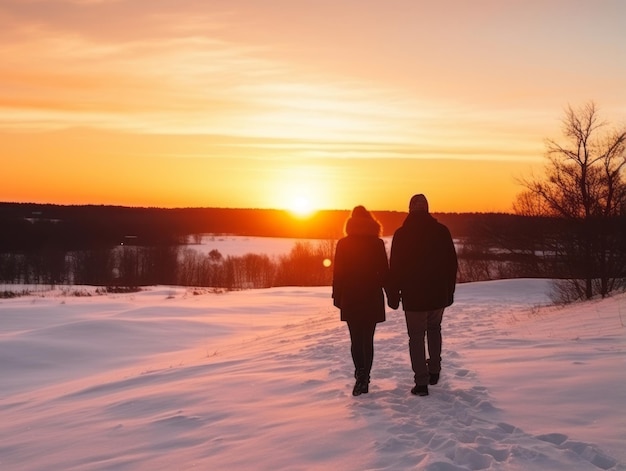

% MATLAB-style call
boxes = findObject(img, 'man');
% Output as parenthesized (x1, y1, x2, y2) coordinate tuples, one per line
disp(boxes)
(388, 194, 458, 396)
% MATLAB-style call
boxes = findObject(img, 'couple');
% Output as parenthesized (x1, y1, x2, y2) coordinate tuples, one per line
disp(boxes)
(332, 194, 458, 397)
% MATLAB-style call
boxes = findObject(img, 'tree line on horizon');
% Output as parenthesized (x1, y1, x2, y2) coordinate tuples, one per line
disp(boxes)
(0, 206, 533, 291)
(0, 202, 485, 246)
(1, 208, 623, 302)
(1, 102, 624, 302)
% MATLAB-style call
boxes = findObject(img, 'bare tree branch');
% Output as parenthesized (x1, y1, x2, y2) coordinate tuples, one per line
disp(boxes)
(515, 101, 626, 300)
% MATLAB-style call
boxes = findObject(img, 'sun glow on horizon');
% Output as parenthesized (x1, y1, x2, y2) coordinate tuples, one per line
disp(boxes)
(288, 195, 316, 218)
(270, 166, 337, 216)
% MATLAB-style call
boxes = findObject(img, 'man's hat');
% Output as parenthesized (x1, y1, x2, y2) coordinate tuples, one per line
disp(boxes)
(409, 194, 429, 213)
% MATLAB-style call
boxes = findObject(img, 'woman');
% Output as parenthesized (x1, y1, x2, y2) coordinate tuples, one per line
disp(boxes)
(332, 206, 395, 396)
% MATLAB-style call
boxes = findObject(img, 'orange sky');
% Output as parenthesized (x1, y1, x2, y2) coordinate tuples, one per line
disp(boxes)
(1, 0, 625, 213)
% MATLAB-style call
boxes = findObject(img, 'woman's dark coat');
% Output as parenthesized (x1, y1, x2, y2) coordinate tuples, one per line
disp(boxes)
(332, 216, 390, 324)
(389, 212, 458, 311)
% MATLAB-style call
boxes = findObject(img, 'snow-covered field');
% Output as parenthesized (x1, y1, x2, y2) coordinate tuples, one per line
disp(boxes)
(1, 275, 625, 469)
(186, 234, 331, 258)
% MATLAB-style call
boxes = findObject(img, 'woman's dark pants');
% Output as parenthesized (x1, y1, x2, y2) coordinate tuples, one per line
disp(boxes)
(347, 320, 377, 379)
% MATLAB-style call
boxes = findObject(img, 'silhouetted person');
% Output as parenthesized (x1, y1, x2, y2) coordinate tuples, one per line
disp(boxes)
(388, 194, 458, 396)
(332, 206, 393, 396)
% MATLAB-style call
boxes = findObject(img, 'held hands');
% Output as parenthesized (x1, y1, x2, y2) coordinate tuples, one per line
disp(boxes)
(387, 294, 400, 310)
(333, 293, 399, 310)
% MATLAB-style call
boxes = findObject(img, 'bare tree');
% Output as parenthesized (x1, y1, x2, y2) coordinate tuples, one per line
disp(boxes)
(515, 102, 626, 300)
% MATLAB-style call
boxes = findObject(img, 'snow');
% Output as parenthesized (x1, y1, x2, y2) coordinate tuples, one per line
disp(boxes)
(1, 275, 625, 470)
(186, 234, 394, 258)
(187, 234, 323, 257)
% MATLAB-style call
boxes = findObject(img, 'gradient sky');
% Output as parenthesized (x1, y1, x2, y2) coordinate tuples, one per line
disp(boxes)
(1, 0, 625, 213)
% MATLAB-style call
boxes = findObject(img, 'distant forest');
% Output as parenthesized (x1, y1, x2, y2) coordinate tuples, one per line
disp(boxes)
(0, 202, 497, 249)
(2, 202, 623, 297)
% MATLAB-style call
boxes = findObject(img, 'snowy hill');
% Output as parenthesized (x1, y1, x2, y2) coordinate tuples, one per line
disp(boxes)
(0, 279, 624, 470)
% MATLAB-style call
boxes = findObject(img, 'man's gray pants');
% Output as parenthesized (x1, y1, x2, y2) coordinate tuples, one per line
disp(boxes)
(405, 308, 444, 386)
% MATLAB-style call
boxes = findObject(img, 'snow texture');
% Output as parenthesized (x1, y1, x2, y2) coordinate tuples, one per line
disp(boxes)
(1, 273, 625, 470)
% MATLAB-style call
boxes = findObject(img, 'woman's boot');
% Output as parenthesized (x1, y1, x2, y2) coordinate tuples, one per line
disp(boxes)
(360, 370, 370, 394)
(352, 369, 369, 396)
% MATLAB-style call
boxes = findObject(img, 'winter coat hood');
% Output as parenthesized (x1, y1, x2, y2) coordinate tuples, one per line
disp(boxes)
(344, 215, 382, 237)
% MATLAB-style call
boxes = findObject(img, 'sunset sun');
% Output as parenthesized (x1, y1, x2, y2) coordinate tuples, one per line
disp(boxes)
(289, 196, 316, 218)
(276, 174, 329, 217)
